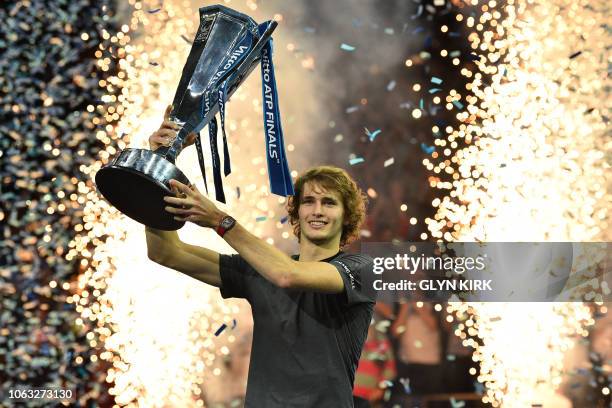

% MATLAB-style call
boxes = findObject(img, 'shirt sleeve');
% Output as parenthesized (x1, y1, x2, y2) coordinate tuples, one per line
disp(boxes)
(219, 254, 255, 300)
(330, 254, 377, 306)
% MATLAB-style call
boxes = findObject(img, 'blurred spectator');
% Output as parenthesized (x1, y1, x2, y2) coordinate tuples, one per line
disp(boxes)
(354, 313, 397, 408)
(390, 297, 443, 398)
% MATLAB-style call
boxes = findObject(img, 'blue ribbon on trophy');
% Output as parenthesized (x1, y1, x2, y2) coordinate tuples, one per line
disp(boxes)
(96, 5, 294, 231)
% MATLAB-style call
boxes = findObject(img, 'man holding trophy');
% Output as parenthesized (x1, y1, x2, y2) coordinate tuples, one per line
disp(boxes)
(96, 5, 375, 406)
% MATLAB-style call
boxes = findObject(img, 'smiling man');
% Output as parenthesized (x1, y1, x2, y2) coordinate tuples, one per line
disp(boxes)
(145, 115, 376, 408)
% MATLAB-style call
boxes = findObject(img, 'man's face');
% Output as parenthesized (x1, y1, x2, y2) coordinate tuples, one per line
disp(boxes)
(298, 182, 345, 246)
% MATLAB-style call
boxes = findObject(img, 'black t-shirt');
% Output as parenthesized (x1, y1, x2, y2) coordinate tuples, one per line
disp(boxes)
(219, 251, 376, 407)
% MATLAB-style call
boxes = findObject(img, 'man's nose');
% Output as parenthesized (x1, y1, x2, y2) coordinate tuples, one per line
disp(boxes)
(313, 201, 323, 214)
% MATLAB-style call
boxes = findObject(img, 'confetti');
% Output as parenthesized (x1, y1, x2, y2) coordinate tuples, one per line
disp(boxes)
(384, 157, 394, 167)
(365, 128, 381, 141)
(147, 8, 161, 13)
(450, 397, 466, 408)
(411, 5, 423, 19)
(420, 143, 435, 154)
(180, 34, 191, 44)
(340, 43, 356, 52)
(452, 100, 464, 110)
(255, 216, 267, 222)
(345, 106, 359, 114)
(431, 77, 443, 84)
(386, 80, 396, 91)
(280, 216, 288, 224)
(349, 157, 365, 165)
(569, 51, 582, 59)
(429, 88, 441, 94)
(399, 377, 411, 394)
(214, 324, 228, 336)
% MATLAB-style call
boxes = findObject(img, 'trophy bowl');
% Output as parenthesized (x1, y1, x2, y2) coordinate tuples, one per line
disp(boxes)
(96, 148, 190, 230)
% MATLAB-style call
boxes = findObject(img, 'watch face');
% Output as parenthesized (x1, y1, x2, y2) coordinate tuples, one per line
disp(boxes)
(221, 217, 235, 229)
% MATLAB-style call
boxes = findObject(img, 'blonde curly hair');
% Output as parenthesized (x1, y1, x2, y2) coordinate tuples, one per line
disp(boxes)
(286, 166, 368, 248)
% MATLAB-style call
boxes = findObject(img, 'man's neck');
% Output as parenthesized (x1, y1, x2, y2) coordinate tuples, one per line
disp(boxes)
(298, 238, 340, 262)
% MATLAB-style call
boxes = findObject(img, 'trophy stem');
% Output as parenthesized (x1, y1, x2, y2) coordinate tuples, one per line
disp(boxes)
(154, 123, 195, 163)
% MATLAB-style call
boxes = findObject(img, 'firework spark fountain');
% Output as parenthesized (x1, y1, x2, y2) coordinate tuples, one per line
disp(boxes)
(422, 0, 610, 406)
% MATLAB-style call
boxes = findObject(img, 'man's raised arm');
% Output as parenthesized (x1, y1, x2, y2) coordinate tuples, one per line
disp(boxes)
(145, 227, 222, 288)
(144, 105, 221, 287)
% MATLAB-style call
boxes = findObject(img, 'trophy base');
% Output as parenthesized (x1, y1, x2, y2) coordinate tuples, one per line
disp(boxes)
(95, 148, 191, 231)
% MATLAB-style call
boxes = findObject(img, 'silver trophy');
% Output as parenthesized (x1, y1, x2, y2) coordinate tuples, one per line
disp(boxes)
(95, 5, 278, 230)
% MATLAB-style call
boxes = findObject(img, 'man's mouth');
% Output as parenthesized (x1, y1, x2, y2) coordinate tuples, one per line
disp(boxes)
(308, 220, 328, 229)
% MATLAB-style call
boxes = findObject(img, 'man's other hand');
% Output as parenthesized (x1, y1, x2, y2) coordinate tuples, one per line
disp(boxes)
(164, 179, 225, 228)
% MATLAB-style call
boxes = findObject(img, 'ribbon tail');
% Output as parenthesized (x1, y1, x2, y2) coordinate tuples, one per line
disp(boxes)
(194, 132, 208, 195)
(208, 117, 226, 203)
(218, 81, 231, 177)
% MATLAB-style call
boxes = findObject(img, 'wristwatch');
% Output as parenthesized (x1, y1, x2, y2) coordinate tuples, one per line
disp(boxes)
(216, 215, 236, 238)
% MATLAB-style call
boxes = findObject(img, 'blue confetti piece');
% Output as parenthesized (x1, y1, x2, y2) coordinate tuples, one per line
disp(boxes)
(280, 216, 288, 224)
(148, 8, 161, 13)
(420, 143, 435, 154)
(450, 50, 461, 57)
(576, 368, 590, 376)
(236, 187, 241, 199)
(340, 43, 356, 52)
(429, 88, 441, 94)
(349, 157, 365, 165)
(387, 80, 396, 91)
(446, 353, 456, 361)
(431, 77, 443, 84)
(452, 100, 464, 110)
(450, 398, 466, 408)
(449, 31, 461, 37)
(399, 377, 411, 394)
(231, 319, 237, 329)
(346, 106, 359, 114)
(412, 26, 424, 34)
(256, 216, 267, 222)
(365, 128, 382, 142)
(419, 98, 424, 110)
(214, 324, 227, 336)
(411, 4, 423, 19)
